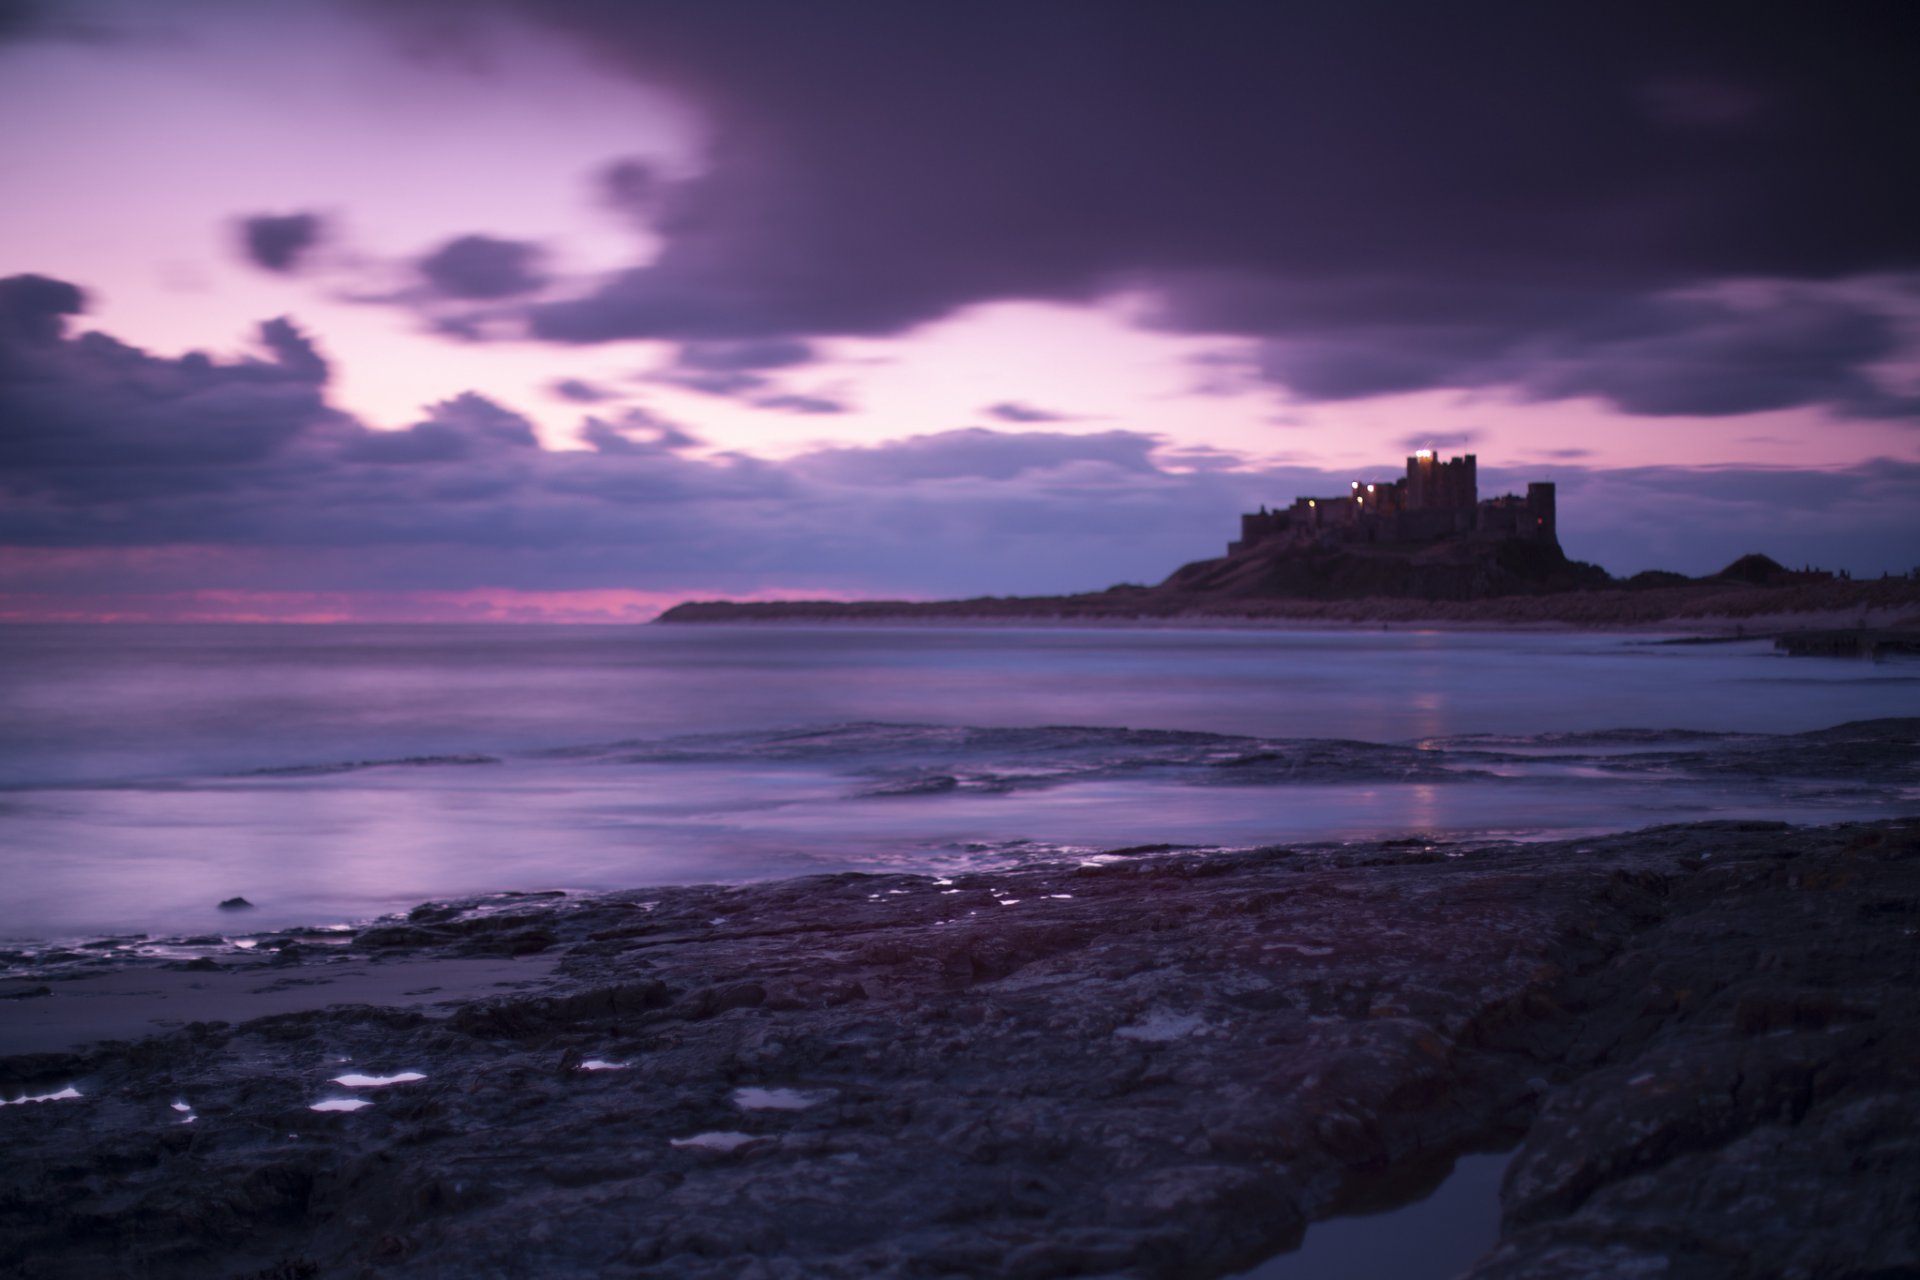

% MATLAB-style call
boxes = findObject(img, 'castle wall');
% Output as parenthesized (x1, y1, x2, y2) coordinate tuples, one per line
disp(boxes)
(1230, 454, 1557, 557)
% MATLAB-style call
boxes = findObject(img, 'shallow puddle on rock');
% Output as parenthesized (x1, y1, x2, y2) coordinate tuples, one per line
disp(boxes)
(670, 1131, 758, 1152)
(309, 1097, 372, 1113)
(1, 1086, 82, 1106)
(580, 1059, 628, 1071)
(732, 1086, 831, 1111)
(1234, 1149, 1515, 1279)
(330, 1071, 425, 1087)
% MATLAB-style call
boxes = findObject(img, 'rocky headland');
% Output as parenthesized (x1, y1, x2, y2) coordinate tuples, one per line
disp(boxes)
(657, 554, 1920, 634)
(4, 816, 1918, 1278)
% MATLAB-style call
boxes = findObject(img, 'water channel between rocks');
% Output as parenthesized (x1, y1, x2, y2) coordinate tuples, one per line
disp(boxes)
(1236, 1150, 1515, 1279)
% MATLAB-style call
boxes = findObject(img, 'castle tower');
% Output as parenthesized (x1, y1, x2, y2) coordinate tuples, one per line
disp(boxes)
(1526, 482, 1557, 541)
(1405, 450, 1477, 509)
(1406, 450, 1437, 507)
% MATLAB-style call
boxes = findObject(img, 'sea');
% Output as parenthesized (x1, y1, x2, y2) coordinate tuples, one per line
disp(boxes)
(1, 622, 1916, 957)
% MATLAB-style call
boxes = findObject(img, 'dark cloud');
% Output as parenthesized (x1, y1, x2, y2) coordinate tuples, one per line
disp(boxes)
(649, 339, 822, 401)
(0, 0, 111, 43)
(1544, 460, 1920, 577)
(753, 392, 847, 415)
(258, 316, 329, 383)
(8, 293, 1917, 612)
(339, 393, 538, 464)
(578, 406, 700, 454)
(655, 368, 765, 398)
(986, 402, 1075, 424)
(0, 275, 334, 472)
(0, 0, 45, 39)
(398, 1, 1920, 420)
(0, 273, 83, 346)
(1517, 292, 1916, 418)
(550, 377, 615, 403)
(417, 234, 548, 300)
(598, 157, 664, 221)
(239, 212, 325, 274)
(677, 340, 815, 371)
(792, 428, 1159, 485)
(1249, 287, 1920, 417)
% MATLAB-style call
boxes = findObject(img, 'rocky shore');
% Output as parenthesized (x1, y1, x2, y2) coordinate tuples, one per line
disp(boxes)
(3, 819, 1917, 1279)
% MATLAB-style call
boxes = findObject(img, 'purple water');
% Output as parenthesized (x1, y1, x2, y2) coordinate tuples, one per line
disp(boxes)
(1, 623, 1915, 949)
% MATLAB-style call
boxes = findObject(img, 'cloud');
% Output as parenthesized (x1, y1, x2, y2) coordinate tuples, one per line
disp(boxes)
(383, 3, 1920, 422)
(417, 234, 548, 300)
(550, 377, 615, 403)
(339, 392, 539, 464)
(7, 289, 1918, 619)
(649, 338, 824, 401)
(0, 0, 46, 39)
(986, 401, 1076, 424)
(0, 274, 334, 472)
(1548, 460, 1920, 577)
(239, 212, 325, 273)
(0, 272, 83, 345)
(753, 392, 847, 415)
(677, 339, 815, 371)
(792, 428, 1160, 485)
(597, 156, 665, 221)
(0, 0, 109, 43)
(1517, 291, 1918, 418)
(577, 405, 700, 454)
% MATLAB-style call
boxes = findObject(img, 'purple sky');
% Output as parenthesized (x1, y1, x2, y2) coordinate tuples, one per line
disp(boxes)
(3, 0, 1918, 621)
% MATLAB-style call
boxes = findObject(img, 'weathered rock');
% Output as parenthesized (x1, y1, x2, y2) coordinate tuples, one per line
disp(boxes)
(0, 819, 1915, 1279)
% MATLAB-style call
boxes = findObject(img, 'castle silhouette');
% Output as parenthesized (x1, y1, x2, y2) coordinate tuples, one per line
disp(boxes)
(1230, 451, 1557, 555)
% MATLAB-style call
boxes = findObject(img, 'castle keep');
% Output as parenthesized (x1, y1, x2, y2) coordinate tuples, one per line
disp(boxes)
(1229, 451, 1557, 554)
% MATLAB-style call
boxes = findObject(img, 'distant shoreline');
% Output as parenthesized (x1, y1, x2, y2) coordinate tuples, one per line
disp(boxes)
(657, 577, 1920, 636)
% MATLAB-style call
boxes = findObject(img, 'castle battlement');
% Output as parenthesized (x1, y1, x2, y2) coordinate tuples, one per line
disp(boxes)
(1229, 452, 1556, 555)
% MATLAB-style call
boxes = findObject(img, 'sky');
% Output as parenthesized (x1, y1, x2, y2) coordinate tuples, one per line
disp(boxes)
(2, 0, 1918, 622)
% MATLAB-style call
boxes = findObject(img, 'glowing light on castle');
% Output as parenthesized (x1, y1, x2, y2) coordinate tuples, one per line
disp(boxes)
(1229, 453, 1557, 555)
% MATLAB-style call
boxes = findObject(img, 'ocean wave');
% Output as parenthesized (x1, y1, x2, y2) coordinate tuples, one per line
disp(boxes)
(234, 753, 503, 778)
(207, 718, 1920, 801)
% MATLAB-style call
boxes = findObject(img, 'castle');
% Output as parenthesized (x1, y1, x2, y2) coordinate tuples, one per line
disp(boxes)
(1229, 451, 1557, 555)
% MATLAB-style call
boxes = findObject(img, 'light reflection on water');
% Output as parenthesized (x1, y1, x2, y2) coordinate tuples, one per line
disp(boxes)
(1238, 1150, 1514, 1280)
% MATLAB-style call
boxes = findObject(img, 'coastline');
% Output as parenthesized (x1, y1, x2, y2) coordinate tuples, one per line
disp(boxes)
(654, 578, 1920, 636)
(6, 818, 1917, 1278)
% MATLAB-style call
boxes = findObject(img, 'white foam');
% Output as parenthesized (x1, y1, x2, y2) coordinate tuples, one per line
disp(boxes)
(309, 1097, 372, 1113)
(579, 1059, 628, 1072)
(1, 1086, 82, 1106)
(669, 1130, 758, 1152)
(732, 1086, 830, 1111)
(331, 1071, 426, 1088)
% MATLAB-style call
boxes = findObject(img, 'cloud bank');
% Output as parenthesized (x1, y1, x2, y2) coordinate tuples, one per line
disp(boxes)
(370, 1, 1920, 422)
(5, 274, 1917, 619)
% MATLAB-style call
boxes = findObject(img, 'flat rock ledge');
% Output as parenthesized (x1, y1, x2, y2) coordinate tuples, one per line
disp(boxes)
(3, 819, 1917, 1280)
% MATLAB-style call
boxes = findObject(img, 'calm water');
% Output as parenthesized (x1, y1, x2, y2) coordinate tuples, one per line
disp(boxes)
(1, 623, 1915, 948)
